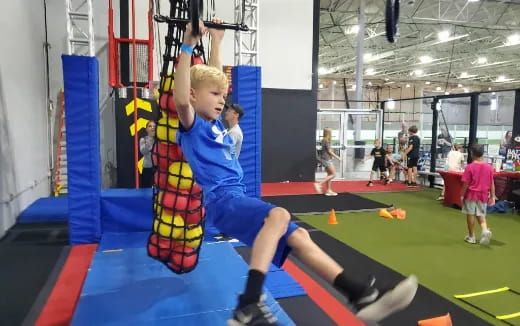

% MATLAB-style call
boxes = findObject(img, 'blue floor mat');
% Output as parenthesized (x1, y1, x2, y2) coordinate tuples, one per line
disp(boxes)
(17, 196, 68, 223)
(73, 234, 296, 325)
(98, 232, 306, 300)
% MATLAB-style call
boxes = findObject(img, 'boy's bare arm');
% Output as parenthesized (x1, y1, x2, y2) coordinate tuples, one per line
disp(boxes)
(174, 22, 206, 129)
(460, 182, 469, 200)
(208, 18, 225, 71)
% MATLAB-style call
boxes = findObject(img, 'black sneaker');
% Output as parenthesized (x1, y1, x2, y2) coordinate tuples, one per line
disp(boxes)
(410, 182, 418, 187)
(367, 181, 374, 187)
(354, 275, 418, 322)
(228, 296, 278, 326)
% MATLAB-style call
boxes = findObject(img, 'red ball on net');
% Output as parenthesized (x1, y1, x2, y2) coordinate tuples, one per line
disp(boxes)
(148, 233, 174, 260)
(170, 245, 198, 271)
(159, 90, 177, 116)
(152, 142, 183, 172)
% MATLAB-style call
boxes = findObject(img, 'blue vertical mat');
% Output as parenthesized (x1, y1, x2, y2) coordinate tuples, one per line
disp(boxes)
(73, 236, 295, 325)
(62, 55, 101, 244)
(232, 66, 262, 198)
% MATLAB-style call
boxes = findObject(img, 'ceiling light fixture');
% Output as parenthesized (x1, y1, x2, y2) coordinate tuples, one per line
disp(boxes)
(477, 57, 487, 64)
(438, 30, 450, 41)
(406, 84, 411, 88)
(319, 84, 324, 89)
(468, 0, 479, 2)
(425, 81, 431, 85)
(445, 91, 450, 95)
(365, 68, 376, 75)
(506, 33, 520, 46)
(419, 55, 433, 64)
(460, 72, 469, 78)
(367, 81, 372, 86)
(414, 69, 424, 76)
(436, 86, 442, 91)
(346, 25, 359, 35)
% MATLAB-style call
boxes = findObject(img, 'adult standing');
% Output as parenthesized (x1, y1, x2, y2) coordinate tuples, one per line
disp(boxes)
(224, 103, 244, 158)
(139, 120, 156, 188)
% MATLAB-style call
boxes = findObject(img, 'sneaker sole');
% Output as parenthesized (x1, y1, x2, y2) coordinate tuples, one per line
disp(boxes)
(356, 275, 418, 322)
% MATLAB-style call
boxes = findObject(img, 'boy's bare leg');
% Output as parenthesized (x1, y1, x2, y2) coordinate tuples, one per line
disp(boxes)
(476, 216, 488, 230)
(476, 215, 492, 245)
(287, 226, 418, 322)
(412, 167, 418, 183)
(287, 228, 342, 282)
(466, 214, 476, 236)
(249, 207, 289, 272)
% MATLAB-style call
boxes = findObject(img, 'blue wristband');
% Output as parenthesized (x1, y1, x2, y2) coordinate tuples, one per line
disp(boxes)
(180, 43, 194, 55)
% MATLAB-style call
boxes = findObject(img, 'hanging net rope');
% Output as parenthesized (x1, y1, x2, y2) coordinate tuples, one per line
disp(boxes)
(147, 0, 209, 274)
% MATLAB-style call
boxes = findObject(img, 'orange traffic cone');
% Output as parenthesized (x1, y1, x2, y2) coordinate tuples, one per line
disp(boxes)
(379, 208, 394, 219)
(328, 209, 338, 225)
(389, 209, 400, 216)
(418, 313, 452, 326)
(396, 209, 407, 220)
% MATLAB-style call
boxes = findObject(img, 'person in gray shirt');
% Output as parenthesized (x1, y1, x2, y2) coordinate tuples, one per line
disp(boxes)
(139, 120, 156, 187)
(224, 103, 244, 158)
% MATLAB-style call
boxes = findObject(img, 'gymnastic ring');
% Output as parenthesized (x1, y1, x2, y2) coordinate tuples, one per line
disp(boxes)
(385, 0, 400, 43)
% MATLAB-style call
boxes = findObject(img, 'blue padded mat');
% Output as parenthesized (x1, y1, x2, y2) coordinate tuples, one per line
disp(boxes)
(73, 235, 296, 325)
(17, 196, 69, 223)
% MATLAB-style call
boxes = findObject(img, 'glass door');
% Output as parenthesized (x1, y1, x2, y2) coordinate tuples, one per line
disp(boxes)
(316, 109, 383, 180)
(316, 111, 346, 179)
(343, 110, 383, 179)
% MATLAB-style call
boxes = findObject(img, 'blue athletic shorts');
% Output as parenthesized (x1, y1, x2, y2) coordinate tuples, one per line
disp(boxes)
(205, 189, 299, 267)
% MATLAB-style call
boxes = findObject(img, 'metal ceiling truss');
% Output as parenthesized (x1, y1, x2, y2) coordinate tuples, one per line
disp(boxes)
(319, 0, 520, 90)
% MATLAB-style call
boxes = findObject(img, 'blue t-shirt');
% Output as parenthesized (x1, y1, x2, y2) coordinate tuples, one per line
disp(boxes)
(177, 115, 244, 198)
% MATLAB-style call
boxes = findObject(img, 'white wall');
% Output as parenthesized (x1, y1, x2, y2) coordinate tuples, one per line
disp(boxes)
(0, 1, 52, 237)
(134, 0, 314, 89)
(259, 0, 313, 90)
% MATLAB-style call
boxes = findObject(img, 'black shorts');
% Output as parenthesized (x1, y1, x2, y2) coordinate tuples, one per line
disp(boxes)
(407, 157, 419, 168)
(372, 161, 386, 172)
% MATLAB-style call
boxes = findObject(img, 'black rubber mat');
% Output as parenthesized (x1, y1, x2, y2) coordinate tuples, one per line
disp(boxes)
(0, 222, 69, 326)
(262, 193, 391, 214)
(307, 230, 492, 326)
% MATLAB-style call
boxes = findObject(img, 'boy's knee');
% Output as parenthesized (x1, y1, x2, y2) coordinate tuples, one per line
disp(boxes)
(266, 207, 290, 232)
(290, 227, 310, 242)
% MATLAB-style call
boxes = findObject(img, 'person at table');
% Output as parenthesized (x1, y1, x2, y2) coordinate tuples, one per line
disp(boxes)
(437, 128, 452, 158)
(499, 130, 512, 157)
(437, 144, 465, 200)
(460, 144, 495, 246)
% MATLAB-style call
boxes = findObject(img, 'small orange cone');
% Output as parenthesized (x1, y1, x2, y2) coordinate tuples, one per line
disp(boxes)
(396, 209, 407, 220)
(379, 208, 394, 219)
(389, 209, 400, 216)
(328, 209, 338, 225)
(417, 313, 452, 326)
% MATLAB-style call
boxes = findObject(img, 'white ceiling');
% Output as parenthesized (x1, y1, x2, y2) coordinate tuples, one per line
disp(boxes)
(319, 0, 520, 92)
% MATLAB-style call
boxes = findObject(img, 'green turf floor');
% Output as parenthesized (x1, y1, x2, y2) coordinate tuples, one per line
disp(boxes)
(298, 189, 520, 326)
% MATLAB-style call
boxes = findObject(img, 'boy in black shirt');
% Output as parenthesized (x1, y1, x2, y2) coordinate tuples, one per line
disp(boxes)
(367, 139, 387, 186)
(404, 126, 420, 187)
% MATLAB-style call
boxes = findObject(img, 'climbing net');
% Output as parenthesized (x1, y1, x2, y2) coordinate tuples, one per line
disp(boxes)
(147, 0, 209, 274)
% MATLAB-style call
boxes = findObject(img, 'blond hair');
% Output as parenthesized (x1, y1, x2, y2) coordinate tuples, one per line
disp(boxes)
(322, 128, 332, 142)
(190, 64, 228, 90)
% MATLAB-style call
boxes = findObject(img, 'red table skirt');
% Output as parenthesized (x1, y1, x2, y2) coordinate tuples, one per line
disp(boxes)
(439, 170, 520, 207)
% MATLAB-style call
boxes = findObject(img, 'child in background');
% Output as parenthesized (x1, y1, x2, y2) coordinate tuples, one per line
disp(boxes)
(366, 139, 387, 187)
(404, 126, 420, 187)
(315, 127, 341, 196)
(385, 144, 402, 185)
(460, 144, 495, 245)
